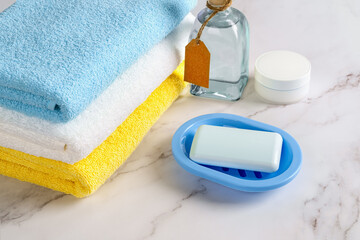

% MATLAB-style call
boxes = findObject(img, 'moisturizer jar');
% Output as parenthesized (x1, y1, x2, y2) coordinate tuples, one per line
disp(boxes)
(254, 50, 311, 104)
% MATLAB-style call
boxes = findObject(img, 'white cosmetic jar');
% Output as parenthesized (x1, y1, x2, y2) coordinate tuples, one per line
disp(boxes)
(254, 50, 311, 104)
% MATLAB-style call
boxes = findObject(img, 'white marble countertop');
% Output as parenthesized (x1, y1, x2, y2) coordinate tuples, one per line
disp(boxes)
(1, 0, 360, 239)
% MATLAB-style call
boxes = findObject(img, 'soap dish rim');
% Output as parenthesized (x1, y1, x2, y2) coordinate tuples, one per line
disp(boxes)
(171, 113, 302, 192)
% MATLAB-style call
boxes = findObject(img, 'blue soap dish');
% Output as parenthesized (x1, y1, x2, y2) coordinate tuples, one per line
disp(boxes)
(171, 113, 302, 192)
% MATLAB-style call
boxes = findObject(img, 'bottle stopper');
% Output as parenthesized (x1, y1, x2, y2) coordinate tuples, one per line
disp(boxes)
(208, 0, 227, 5)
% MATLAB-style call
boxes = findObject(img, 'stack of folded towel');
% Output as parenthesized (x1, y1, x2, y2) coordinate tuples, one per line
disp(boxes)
(0, 0, 196, 197)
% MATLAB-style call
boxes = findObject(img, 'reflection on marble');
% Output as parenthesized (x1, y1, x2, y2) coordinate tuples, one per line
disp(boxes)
(1, 0, 360, 239)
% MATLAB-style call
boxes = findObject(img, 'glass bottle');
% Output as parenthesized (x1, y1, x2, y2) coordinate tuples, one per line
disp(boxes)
(189, 4, 249, 101)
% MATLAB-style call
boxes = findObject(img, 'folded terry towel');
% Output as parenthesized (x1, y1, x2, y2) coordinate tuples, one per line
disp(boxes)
(0, 0, 196, 122)
(0, 62, 186, 198)
(0, 14, 194, 164)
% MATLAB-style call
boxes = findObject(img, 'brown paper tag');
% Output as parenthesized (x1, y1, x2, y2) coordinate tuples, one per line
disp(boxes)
(184, 39, 210, 88)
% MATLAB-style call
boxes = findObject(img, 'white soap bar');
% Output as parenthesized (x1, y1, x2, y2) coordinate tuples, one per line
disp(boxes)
(189, 125, 283, 173)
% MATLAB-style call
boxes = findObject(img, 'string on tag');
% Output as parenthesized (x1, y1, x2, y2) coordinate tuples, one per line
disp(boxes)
(184, 0, 232, 88)
(195, 0, 233, 44)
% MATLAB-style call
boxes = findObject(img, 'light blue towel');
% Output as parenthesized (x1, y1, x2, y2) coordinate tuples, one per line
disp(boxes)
(0, 0, 196, 122)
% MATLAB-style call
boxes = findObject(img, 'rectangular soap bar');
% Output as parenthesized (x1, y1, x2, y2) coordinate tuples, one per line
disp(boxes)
(189, 125, 283, 173)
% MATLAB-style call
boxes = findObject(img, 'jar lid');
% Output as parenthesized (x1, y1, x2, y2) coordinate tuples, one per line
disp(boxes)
(255, 50, 311, 91)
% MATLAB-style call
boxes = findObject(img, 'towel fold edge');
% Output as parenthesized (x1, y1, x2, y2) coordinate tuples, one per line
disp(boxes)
(0, 62, 187, 197)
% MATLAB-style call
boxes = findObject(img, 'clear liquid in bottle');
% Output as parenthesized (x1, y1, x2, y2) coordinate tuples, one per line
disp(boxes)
(189, 6, 249, 101)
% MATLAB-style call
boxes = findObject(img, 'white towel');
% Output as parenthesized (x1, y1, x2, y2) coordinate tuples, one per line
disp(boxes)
(0, 14, 194, 164)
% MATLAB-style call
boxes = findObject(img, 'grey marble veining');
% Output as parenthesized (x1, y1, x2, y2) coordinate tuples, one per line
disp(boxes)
(0, 176, 65, 225)
(1, 0, 360, 239)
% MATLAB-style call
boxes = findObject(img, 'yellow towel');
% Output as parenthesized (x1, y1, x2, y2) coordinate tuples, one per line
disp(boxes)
(0, 62, 186, 198)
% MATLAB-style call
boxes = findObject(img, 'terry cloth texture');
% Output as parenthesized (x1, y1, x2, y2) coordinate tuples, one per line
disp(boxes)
(0, 0, 196, 122)
(0, 14, 194, 164)
(0, 62, 187, 198)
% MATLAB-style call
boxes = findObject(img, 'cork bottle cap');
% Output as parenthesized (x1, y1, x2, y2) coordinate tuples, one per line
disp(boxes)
(208, 0, 227, 5)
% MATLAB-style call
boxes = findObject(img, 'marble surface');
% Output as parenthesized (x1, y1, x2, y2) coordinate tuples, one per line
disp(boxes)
(1, 0, 360, 239)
